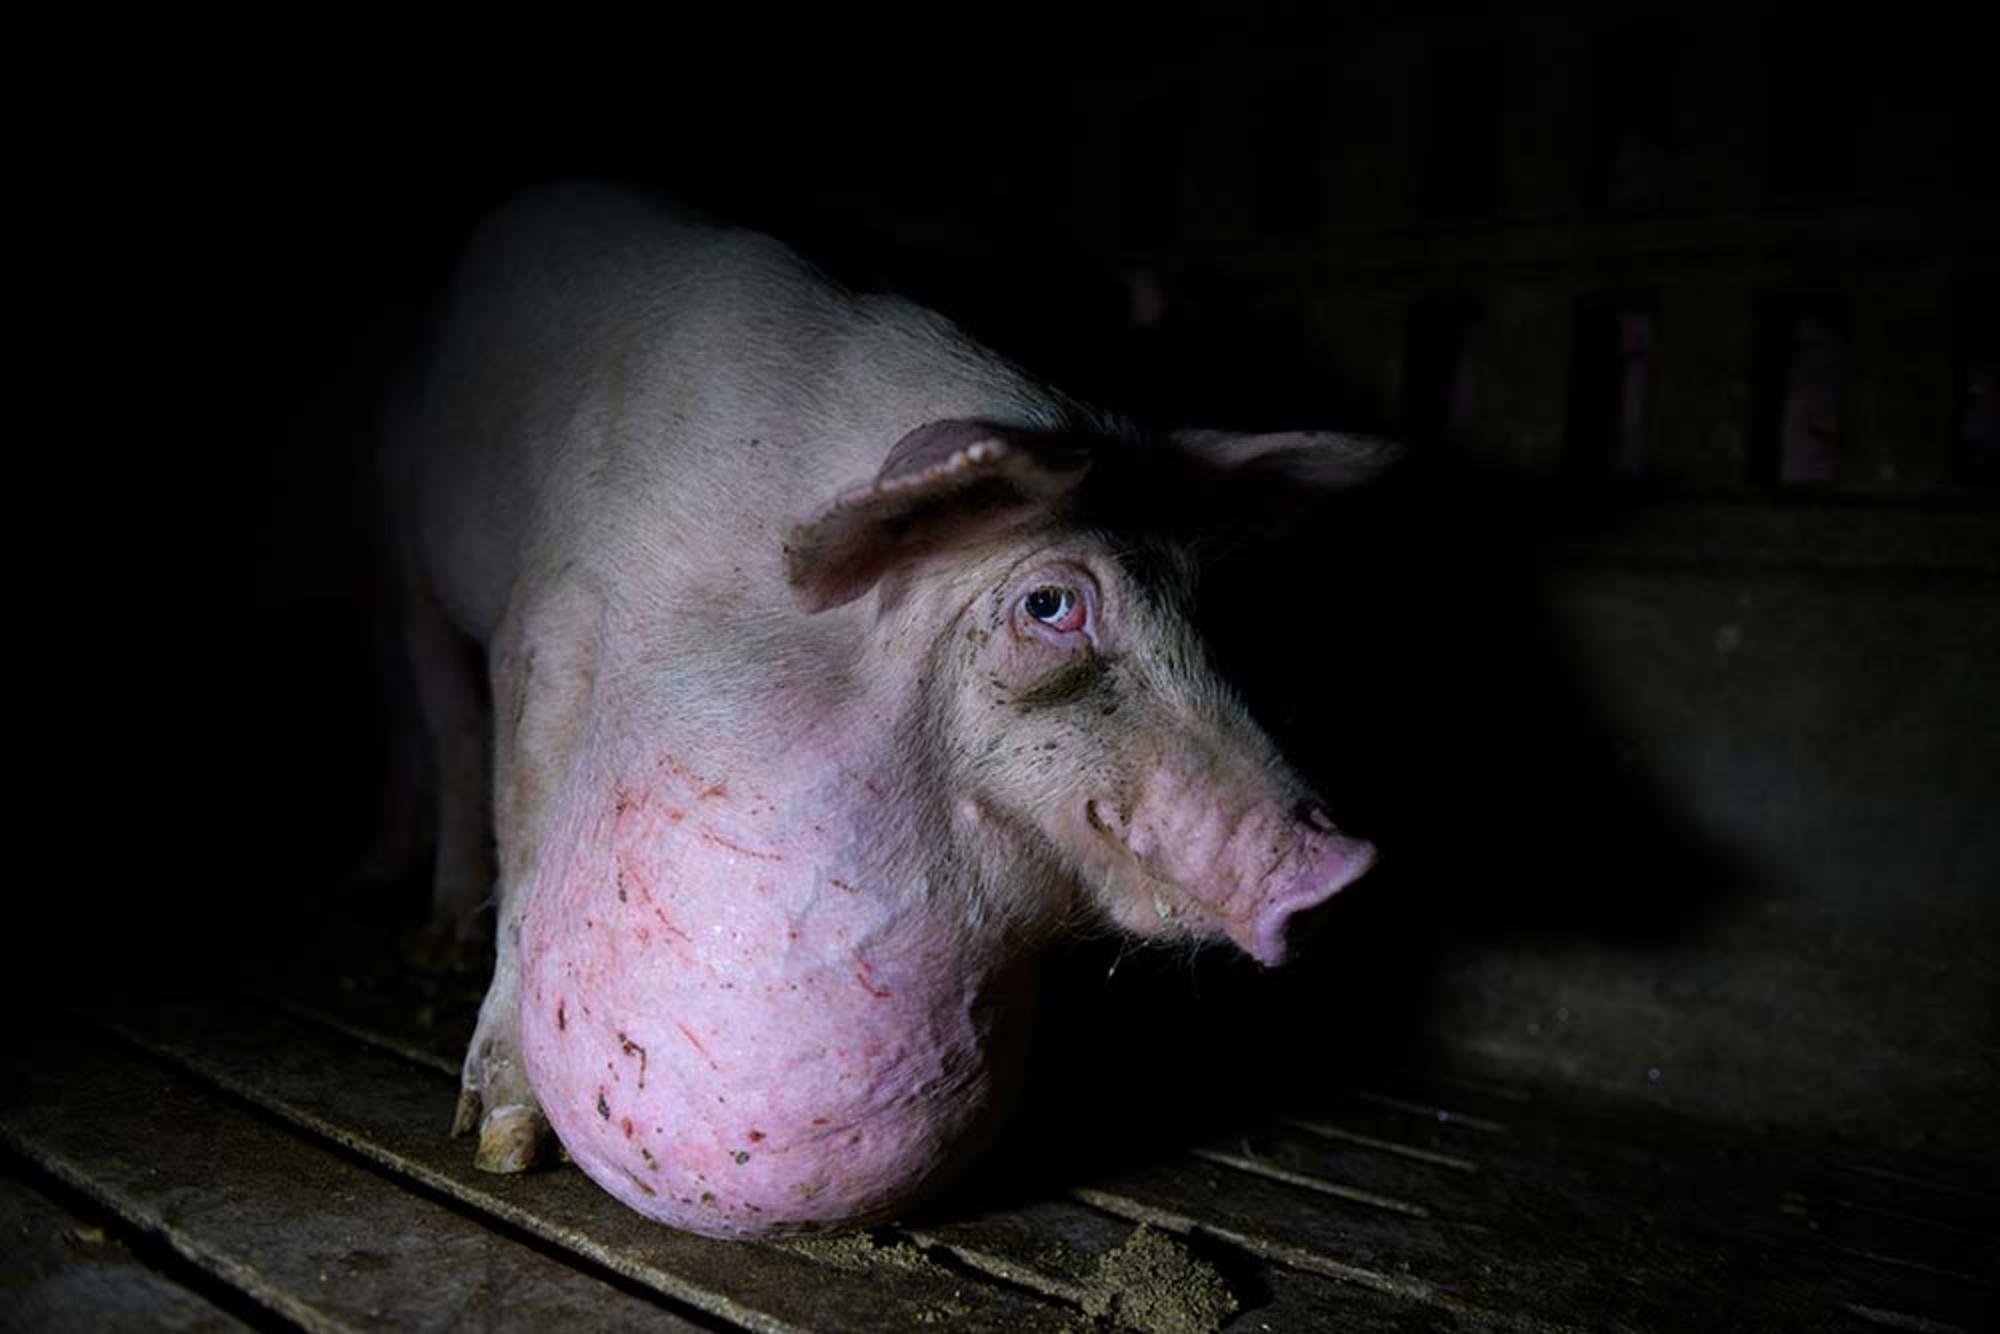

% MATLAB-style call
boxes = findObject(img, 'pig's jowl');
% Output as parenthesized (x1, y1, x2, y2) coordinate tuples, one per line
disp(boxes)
(383, 185, 1394, 1238)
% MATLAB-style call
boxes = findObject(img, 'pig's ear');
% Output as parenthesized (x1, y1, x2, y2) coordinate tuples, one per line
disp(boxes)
(1171, 429, 1404, 490)
(785, 421, 1091, 612)
(1167, 429, 1404, 535)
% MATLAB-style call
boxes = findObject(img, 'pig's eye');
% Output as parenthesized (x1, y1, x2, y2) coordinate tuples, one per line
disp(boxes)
(1023, 585, 1087, 634)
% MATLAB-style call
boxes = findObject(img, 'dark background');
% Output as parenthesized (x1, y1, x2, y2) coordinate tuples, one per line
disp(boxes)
(92, 7, 1999, 1170)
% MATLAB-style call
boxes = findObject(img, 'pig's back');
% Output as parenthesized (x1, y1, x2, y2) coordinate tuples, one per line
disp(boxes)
(390, 185, 745, 639)
(392, 184, 1070, 644)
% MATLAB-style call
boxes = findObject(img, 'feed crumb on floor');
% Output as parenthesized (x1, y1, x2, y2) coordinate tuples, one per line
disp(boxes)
(1078, 1224, 1237, 1334)
(778, 1230, 938, 1275)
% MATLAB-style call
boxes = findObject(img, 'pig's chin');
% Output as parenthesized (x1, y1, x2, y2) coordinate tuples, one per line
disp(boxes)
(517, 872, 1036, 1239)
(1087, 862, 1235, 953)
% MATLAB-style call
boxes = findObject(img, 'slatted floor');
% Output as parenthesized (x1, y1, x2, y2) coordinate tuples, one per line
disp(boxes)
(4, 948, 1994, 1333)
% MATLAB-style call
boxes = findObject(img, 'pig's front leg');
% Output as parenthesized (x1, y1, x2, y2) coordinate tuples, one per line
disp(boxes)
(452, 579, 602, 1172)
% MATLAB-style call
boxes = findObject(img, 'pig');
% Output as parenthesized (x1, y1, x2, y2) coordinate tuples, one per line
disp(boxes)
(382, 184, 1393, 1239)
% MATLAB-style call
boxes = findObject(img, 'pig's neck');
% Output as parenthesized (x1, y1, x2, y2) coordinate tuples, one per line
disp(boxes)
(842, 605, 1072, 950)
(594, 629, 1039, 970)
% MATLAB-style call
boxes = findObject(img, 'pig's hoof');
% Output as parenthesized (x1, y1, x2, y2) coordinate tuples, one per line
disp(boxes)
(473, 1103, 554, 1173)
(451, 1084, 556, 1172)
(451, 1087, 481, 1138)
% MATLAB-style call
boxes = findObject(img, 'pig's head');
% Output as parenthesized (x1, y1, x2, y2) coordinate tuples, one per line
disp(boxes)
(786, 419, 1393, 967)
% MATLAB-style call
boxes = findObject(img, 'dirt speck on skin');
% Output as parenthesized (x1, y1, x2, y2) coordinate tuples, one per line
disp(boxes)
(1078, 1225, 1237, 1334)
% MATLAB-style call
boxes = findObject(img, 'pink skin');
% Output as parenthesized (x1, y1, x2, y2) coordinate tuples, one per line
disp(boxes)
(520, 737, 1037, 1237)
(517, 530, 1376, 1236)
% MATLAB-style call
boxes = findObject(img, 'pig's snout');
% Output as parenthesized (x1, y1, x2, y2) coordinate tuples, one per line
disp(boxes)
(1085, 791, 1376, 965)
(1238, 807, 1377, 966)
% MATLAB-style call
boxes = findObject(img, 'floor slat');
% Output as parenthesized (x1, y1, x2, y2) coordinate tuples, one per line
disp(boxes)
(1, 1166, 253, 1334)
(253, 960, 1995, 1331)
(274, 978, 1449, 1330)
(100, 999, 1085, 1333)
(1, 1026, 711, 1333)
(909, 1198, 1427, 1332)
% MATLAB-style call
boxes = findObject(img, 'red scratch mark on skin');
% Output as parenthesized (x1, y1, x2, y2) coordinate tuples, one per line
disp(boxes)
(556, 1000, 567, 1032)
(854, 962, 893, 999)
(747, 1129, 766, 1143)
(652, 909, 693, 944)
(620, 855, 655, 899)
(830, 877, 859, 894)
(656, 757, 734, 808)
(697, 828, 783, 861)
(677, 1023, 720, 1071)
(624, 1168, 657, 1197)
(620, 859, 691, 946)
(621, 1116, 634, 1138)
(668, 809, 686, 823)
(618, 1032, 649, 1088)
(597, 1089, 611, 1119)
